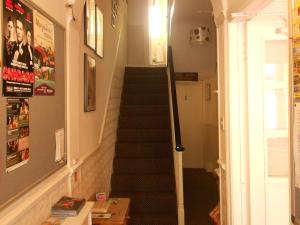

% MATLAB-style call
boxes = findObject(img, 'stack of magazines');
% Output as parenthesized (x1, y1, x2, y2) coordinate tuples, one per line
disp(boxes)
(51, 196, 86, 217)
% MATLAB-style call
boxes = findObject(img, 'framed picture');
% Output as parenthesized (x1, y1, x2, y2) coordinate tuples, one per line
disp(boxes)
(96, 6, 104, 58)
(84, 54, 96, 112)
(84, 0, 96, 50)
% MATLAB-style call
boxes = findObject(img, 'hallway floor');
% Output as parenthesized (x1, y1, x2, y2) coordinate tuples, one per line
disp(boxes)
(183, 168, 219, 225)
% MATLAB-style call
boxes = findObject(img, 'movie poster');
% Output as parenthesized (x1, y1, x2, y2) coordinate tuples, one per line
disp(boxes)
(6, 98, 29, 172)
(2, 0, 34, 97)
(33, 11, 55, 95)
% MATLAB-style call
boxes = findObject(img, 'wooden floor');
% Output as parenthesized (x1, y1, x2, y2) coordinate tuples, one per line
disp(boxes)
(183, 168, 219, 225)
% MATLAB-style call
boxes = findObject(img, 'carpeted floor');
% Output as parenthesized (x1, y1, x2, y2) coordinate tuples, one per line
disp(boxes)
(183, 168, 219, 225)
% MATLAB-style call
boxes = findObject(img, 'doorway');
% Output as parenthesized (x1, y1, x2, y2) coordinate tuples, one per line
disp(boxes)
(176, 79, 220, 225)
(169, 0, 220, 223)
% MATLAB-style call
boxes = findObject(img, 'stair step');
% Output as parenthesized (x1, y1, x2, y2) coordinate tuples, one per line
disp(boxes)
(120, 105, 170, 116)
(123, 84, 168, 94)
(124, 75, 167, 84)
(115, 143, 173, 158)
(125, 67, 167, 76)
(117, 129, 171, 143)
(110, 192, 177, 214)
(119, 116, 170, 129)
(122, 94, 169, 105)
(111, 174, 175, 192)
(129, 213, 178, 225)
(113, 158, 173, 174)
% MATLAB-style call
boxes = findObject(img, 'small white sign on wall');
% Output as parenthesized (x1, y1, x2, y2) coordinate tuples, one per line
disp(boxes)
(55, 128, 65, 162)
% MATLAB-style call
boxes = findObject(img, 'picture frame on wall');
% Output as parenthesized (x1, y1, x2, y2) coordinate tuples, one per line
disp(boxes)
(96, 6, 104, 58)
(84, 54, 96, 112)
(84, 0, 96, 50)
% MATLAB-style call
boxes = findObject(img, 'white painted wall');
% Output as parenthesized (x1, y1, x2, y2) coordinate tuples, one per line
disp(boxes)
(170, 18, 217, 79)
(203, 78, 219, 172)
(210, 0, 272, 17)
(0, 0, 128, 224)
(170, 3, 218, 169)
(31, 0, 68, 27)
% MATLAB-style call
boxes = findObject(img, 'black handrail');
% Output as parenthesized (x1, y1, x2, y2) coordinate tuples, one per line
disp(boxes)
(168, 46, 184, 152)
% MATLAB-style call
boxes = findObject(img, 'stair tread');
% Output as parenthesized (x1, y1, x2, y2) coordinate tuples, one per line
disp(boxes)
(121, 105, 169, 108)
(115, 143, 172, 158)
(117, 129, 171, 143)
(120, 107, 169, 116)
(123, 84, 168, 93)
(111, 191, 177, 197)
(118, 128, 171, 131)
(122, 94, 169, 106)
(130, 212, 178, 219)
(112, 174, 174, 177)
(119, 116, 170, 129)
(130, 214, 178, 225)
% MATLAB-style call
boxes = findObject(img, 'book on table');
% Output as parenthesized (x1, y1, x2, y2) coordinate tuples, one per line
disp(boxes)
(51, 196, 86, 217)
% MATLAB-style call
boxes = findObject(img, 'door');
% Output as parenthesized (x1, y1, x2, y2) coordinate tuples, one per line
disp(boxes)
(176, 82, 204, 168)
(247, 14, 289, 225)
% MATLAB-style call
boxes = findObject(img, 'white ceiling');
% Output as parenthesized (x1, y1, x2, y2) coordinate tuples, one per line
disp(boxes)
(250, 0, 288, 21)
(173, 0, 214, 21)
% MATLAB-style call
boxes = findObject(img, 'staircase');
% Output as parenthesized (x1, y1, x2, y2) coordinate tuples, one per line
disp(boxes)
(110, 67, 178, 225)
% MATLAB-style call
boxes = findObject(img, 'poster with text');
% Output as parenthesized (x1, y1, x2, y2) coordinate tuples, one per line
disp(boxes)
(33, 11, 55, 95)
(2, 0, 34, 97)
(294, 44, 300, 99)
(6, 98, 29, 172)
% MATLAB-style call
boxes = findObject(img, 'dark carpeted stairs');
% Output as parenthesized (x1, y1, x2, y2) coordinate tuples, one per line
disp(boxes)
(110, 67, 178, 225)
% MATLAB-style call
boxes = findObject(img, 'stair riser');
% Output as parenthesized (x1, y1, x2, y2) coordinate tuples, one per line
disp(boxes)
(119, 117, 170, 129)
(120, 106, 170, 116)
(113, 159, 173, 174)
(122, 95, 169, 105)
(123, 84, 168, 94)
(124, 76, 167, 84)
(117, 129, 171, 143)
(111, 175, 175, 192)
(115, 143, 172, 158)
(125, 67, 167, 76)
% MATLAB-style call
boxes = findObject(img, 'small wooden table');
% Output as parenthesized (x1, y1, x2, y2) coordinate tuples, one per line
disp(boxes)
(92, 198, 130, 225)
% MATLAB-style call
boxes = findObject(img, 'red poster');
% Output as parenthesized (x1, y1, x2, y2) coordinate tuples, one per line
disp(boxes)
(2, 0, 34, 97)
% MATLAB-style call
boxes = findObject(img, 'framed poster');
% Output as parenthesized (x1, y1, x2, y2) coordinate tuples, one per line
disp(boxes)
(96, 6, 104, 58)
(84, 0, 96, 50)
(33, 11, 56, 96)
(84, 54, 96, 112)
(2, 0, 34, 97)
